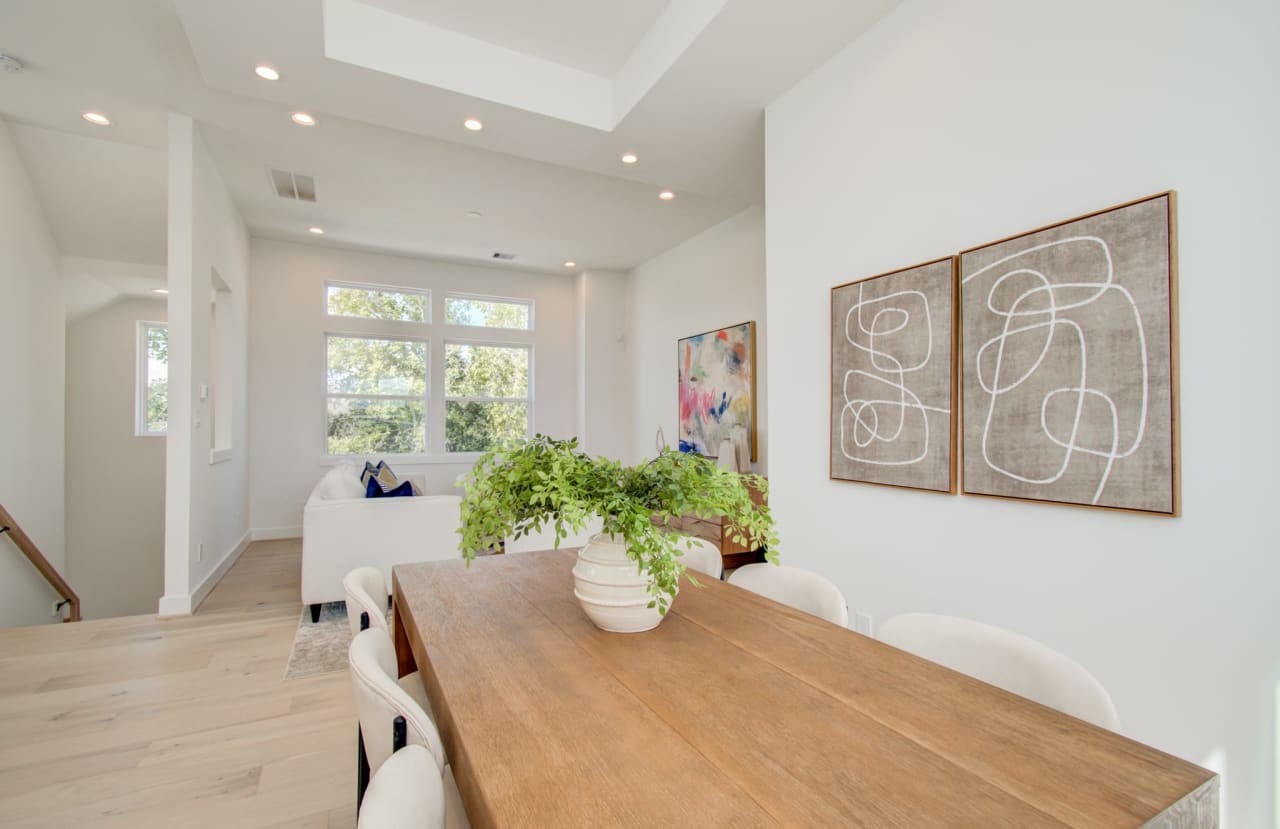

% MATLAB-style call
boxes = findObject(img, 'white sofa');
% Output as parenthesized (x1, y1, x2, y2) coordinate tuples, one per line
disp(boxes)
(301, 464, 462, 621)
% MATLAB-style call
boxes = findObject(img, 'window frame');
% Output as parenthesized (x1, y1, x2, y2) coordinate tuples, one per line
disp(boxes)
(443, 339, 534, 455)
(324, 280, 432, 324)
(443, 292, 534, 331)
(135, 320, 168, 438)
(323, 330, 431, 459)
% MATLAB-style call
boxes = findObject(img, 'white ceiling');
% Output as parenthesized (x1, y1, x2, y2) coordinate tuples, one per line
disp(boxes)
(0, 0, 897, 274)
(61, 256, 167, 321)
(9, 123, 167, 264)
(364, 0, 670, 76)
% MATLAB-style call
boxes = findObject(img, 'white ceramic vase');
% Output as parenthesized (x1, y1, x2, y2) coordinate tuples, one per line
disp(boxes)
(572, 533, 669, 633)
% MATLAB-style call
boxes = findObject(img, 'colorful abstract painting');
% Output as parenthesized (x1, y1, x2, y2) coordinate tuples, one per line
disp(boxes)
(677, 321, 756, 461)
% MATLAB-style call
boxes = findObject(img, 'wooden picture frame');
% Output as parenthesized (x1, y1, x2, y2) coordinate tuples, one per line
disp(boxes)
(678, 321, 758, 462)
(830, 257, 958, 494)
(958, 192, 1180, 515)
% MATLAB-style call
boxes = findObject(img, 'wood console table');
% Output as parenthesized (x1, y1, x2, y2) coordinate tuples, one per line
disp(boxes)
(658, 476, 767, 571)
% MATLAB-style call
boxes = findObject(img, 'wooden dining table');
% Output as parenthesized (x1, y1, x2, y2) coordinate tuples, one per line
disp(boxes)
(391, 550, 1217, 828)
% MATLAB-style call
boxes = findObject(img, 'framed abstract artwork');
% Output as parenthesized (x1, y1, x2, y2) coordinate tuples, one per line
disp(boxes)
(959, 192, 1180, 515)
(830, 257, 957, 493)
(678, 321, 757, 461)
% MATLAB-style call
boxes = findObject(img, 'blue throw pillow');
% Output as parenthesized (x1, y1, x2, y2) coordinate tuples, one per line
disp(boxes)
(365, 476, 414, 498)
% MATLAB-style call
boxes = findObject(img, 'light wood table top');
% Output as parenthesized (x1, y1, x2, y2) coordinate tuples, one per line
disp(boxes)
(392, 551, 1216, 828)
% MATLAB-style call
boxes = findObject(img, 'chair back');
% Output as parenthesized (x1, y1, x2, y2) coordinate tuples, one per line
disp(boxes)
(728, 563, 849, 626)
(345, 567, 390, 637)
(678, 536, 723, 580)
(349, 629, 446, 774)
(357, 744, 445, 829)
(878, 613, 1120, 730)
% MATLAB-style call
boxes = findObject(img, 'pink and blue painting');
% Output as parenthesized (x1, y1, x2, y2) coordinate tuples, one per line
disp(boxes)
(677, 321, 757, 461)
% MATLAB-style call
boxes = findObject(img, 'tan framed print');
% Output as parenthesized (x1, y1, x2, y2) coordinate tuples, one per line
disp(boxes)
(959, 192, 1180, 515)
(830, 257, 957, 493)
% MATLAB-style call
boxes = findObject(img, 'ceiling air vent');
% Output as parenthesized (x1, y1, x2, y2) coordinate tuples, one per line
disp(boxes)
(268, 168, 317, 202)
(492, 252, 516, 261)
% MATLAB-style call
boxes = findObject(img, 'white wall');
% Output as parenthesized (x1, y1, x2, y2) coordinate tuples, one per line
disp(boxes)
(575, 270, 631, 461)
(0, 117, 66, 628)
(248, 239, 580, 537)
(65, 297, 167, 619)
(627, 207, 767, 470)
(161, 115, 251, 615)
(765, 1, 1279, 826)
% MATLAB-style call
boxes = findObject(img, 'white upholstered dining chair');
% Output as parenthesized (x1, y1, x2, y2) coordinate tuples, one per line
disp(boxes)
(677, 536, 723, 580)
(349, 629, 471, 828)
(877, 613, 1121, 731)
(357, 744, 445, 829)
(344, 566, 391, 636)
(344, 568, 435, 716)
(727, 563, 849, 626)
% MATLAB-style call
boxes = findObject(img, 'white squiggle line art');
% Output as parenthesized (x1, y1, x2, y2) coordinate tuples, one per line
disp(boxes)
(839, 282, 949, 467)
(964, 236, 1148, 504)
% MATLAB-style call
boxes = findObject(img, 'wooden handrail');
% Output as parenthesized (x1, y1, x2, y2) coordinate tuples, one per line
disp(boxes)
(0, 503, 80, 622)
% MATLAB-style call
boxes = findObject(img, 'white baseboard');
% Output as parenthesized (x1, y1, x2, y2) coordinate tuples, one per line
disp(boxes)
(191, 531, 251, 612)
(157, 593, 192, 616)
(157, 532, 252, 617)
(251, 526, 302, 541)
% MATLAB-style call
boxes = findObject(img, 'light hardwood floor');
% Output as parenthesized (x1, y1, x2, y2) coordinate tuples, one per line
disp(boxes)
(0, 539, 358, 828)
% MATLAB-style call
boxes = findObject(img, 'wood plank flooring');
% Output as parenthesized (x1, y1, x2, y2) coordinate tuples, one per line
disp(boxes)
(0, 539, 358, 829)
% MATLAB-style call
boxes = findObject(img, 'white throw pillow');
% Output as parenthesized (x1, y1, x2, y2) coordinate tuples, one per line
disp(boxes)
(315, 464, 366, 501)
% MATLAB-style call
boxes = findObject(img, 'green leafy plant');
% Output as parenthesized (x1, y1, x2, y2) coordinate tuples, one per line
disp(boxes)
(457, 435, 779, 613)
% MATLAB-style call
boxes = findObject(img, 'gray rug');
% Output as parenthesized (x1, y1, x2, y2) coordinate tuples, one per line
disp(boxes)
(284, 601, 353, 680)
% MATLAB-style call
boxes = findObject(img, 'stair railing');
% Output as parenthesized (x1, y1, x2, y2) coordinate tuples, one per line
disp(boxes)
(0, 503, 81, 622)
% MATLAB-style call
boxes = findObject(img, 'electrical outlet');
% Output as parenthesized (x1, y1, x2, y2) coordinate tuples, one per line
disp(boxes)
(854, 612, 874, 637)
(197, 542, 204, 562)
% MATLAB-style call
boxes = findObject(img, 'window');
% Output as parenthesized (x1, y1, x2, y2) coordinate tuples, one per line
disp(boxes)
(137, 322, 168, 436)
(445, 294, 531, 330)
(327, 282, 430, 322)
(326, 335, 428, 455)
(445, 343, 531, 452)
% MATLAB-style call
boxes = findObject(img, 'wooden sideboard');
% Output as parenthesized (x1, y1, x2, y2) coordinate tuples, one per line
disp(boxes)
(658, 477, 767, 572)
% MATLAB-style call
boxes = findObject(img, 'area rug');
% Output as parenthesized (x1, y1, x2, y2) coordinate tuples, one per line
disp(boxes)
(283, 601, 353, 680)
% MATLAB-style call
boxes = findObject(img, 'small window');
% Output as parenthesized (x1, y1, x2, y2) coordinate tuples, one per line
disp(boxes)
(137, 322, 168, 436)
(445, 343, 531, 452)
(327, 282, 430, 323)
(326, 334, 428, 455)
(444, 295, 531, 330)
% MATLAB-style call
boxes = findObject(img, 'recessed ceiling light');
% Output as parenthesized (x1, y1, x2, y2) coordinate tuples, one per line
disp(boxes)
(463, 118, 483, 131)
(466, 210, 483, 219)
(152, 288, 169, 295)
(658, 190, 675, 200)
(291, 112, 317, 126)
(82, 112, 111, 126)
(563, 261, 577, 268)
(308, 226, 325, 235)
(621, 153, 638, 164)
(254, 65, 280, 81)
